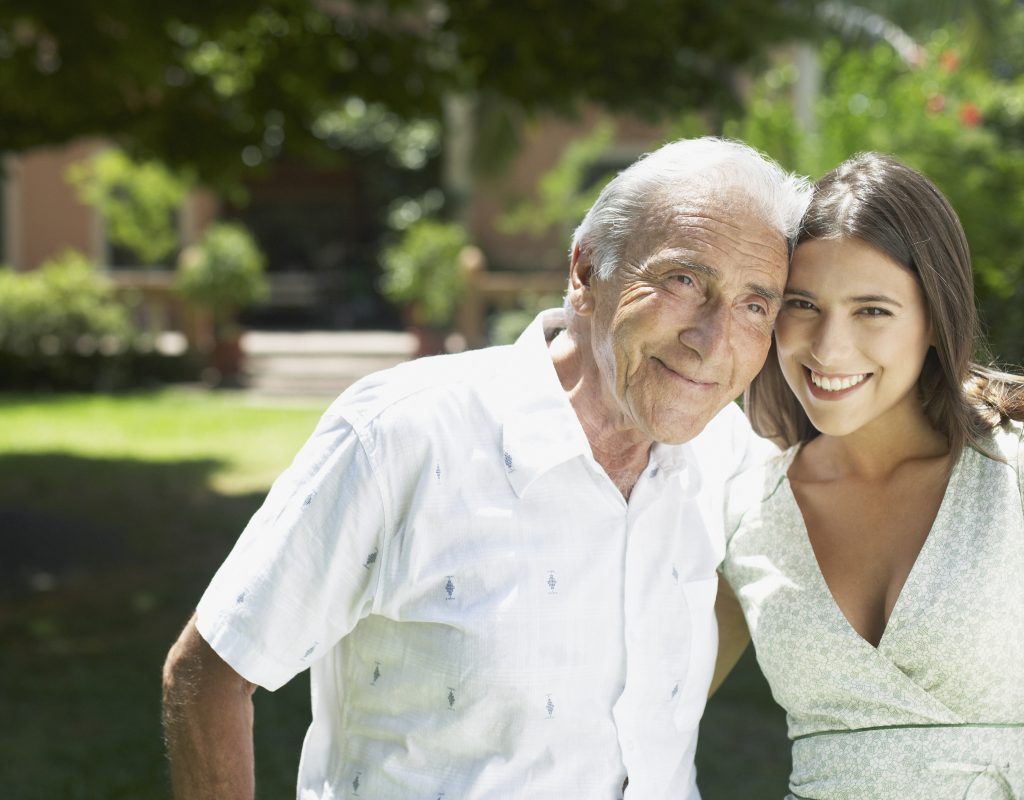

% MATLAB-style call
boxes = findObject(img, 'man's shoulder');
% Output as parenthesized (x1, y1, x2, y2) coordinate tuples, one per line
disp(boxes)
(323, 344, 516, 433)
(690, 401, 776, 458)
(679, 402, 780, 502)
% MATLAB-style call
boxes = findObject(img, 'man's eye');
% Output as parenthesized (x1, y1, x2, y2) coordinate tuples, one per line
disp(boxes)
(673, 274, 694, 286)
(747, 303, 768, 316)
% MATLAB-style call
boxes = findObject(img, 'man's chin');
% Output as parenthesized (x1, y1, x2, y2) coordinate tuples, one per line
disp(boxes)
(646, 416, 711, 446)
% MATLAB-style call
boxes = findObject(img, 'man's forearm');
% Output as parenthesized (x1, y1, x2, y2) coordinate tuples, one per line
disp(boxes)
(163, 615, 258, 800)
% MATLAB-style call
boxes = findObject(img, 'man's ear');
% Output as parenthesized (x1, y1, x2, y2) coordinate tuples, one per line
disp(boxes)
(568, 243, 596, 317)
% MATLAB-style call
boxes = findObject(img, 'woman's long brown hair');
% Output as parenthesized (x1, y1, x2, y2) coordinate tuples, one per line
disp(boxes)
(745, 152, 1024, 456)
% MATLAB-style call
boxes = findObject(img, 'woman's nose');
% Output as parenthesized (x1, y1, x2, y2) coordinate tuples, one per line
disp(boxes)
(809, 313, 853, 367)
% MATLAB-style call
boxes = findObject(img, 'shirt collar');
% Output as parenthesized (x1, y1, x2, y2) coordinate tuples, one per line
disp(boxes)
(496, 309, 699, 498)
(498, 310, 592, 498)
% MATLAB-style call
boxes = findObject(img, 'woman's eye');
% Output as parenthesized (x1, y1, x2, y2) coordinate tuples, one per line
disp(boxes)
(784, 298, 816, 311)
(859, 307, 892, 317)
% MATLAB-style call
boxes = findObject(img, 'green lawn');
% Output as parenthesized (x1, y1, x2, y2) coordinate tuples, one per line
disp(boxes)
(0, 389, 789, 799)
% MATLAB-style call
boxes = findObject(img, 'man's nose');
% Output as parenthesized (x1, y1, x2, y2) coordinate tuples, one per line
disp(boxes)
(809, 312, 853, 367)
(680, 298, 731, 362)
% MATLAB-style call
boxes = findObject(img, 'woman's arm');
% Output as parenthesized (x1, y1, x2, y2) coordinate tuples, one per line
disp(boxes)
(709, 574, 750, 696)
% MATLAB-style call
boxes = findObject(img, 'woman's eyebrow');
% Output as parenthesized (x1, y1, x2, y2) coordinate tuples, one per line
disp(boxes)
(848, 293, 903, 306)
(782, 288, 903, 308)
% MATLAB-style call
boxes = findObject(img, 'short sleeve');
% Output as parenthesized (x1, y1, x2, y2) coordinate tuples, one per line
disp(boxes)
(722, 463, 768, 547)
(196, 410, 387, 691)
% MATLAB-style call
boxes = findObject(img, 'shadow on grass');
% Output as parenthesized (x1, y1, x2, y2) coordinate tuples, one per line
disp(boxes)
(0, 451, 791, 799)
(0, 452, 310, 800)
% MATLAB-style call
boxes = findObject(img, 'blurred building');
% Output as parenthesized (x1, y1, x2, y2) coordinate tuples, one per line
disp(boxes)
(0, 108, 663, 341)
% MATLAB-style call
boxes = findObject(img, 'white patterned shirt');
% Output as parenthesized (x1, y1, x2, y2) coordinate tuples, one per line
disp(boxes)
(196, 309, 776, 800)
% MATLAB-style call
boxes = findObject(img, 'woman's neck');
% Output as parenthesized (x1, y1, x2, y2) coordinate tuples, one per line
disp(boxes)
(797, 402, 951, 482)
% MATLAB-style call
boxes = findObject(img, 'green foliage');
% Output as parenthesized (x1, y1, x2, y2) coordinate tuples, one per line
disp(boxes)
(0, 251, 133, 355)
(67, 149, 191, 266)
(379, 219, 469, 327)
(0, 1, 821, 188)
(488, 293, 564, 346)
(0, 252, 175, 390)
(175, 222, 268, 322)
(688, 28, 1024, 364)
(499, 122, 617, 239)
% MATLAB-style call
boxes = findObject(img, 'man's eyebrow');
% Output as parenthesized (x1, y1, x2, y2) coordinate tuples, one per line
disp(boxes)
(650, 255, 721, 281)
(748, 283, 782, 305)
(656, 256, 781, 304)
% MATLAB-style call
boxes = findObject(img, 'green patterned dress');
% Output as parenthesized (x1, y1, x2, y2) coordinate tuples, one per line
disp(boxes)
(722, 421, 1024, 800)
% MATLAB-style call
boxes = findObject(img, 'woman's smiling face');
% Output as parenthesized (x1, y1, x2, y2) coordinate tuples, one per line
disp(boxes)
(775, 236, 933, 438)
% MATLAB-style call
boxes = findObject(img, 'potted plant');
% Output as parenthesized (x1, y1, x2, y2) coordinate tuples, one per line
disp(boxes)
(379, 218, 470, 356)
(175, 222, 268, 384)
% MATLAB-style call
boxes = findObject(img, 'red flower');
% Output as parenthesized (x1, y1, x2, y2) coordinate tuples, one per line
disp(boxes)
(927, 93, 946, 113)
(960, 102, 982, 127)
(939, 51, 961, 72)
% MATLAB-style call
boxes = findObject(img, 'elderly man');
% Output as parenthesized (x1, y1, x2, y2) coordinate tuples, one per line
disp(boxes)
(163, 137, 809, 799)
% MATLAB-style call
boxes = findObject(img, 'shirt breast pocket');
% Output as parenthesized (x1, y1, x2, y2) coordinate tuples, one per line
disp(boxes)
(673, 576, 719, 732)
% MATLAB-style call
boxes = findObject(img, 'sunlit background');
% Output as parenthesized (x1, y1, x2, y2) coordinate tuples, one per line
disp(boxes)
(2, 1, 1022, 796)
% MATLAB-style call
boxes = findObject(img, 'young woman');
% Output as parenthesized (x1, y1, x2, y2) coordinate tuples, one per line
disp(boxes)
(720, 153, 1024, 799)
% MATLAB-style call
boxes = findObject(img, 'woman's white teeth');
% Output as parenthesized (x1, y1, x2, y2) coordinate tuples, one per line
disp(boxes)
(810, 371, 867, 391)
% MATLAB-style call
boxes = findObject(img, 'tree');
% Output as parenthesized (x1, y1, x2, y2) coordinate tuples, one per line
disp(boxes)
(67, 149, 191, 266)
(0, 0, 822, 188)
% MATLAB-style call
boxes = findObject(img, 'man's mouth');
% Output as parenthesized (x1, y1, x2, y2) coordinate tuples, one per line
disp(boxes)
(654, 357, 717, 388)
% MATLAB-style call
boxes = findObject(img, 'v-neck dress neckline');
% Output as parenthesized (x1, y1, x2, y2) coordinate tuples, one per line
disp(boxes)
(721, 422, 1024, 799)
(777, 445, 969, 652)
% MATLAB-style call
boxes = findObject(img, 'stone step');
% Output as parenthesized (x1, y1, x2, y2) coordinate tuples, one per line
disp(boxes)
(241, 330, 417, 357)
(243, 373, 364, 397)
(239, 329, 416, 397)
(243, 353, 410, 378)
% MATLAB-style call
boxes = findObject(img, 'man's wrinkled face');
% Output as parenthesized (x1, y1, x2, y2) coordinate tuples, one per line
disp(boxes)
(580, 195, 789, 444)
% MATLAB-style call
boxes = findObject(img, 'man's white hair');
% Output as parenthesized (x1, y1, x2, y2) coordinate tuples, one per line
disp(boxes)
(571, 136, 811, 282)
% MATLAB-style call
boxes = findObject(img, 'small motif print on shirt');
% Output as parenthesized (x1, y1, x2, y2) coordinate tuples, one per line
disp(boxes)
(363, 548, 378, 570)
(503, 450, 514, 472)
(545, 695, 555, 718)
(448, 687, 456, 709)
(445, 576, 455, 600)
(371, 662, 381, 685)
(547, 571, 558, 594)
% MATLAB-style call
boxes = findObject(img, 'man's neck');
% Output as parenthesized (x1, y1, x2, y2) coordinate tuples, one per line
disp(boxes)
(548, 329, 653, 499)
